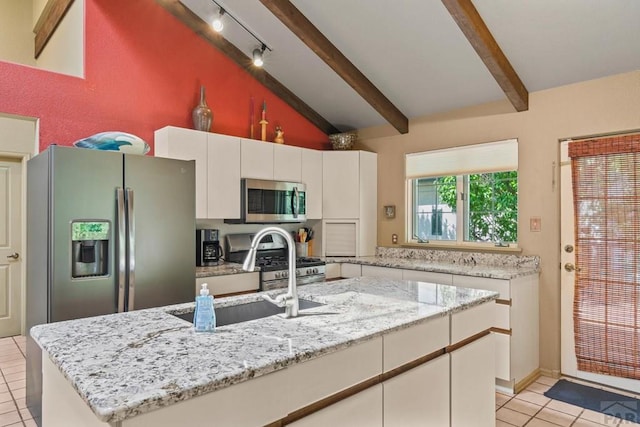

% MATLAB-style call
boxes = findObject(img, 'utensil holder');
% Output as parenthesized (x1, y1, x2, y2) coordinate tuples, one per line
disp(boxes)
(295, 242, 308, 258)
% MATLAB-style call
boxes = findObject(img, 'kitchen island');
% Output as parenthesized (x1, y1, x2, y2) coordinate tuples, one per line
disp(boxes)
(31, 277, 498, 426)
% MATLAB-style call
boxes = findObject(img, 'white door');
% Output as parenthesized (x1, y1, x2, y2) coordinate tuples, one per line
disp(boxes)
(560, 140, 640, 393)
(0, 157, 23, 337)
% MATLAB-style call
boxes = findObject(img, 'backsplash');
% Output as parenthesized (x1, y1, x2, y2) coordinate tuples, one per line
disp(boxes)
(376, 247, 540, 269)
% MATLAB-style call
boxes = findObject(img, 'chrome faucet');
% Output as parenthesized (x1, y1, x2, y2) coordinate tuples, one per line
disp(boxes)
(242, 226, 299, 318)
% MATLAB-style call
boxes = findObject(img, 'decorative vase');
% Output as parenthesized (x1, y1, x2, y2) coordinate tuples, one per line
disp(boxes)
(192, 86, 213, 132)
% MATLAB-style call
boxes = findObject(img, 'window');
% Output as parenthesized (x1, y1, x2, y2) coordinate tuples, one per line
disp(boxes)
(406, 140, 518, 246)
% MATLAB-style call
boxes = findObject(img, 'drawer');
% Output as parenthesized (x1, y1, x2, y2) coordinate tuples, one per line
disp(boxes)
(285, 337, 382, 412)
(496, 303, 510, 330)
(451, 301, 495, 344)
(452, 275, 510, 299)
(493, 332, 511, 381)
(362, 265, 403, 280)
(325, 263, 341, 280)
(341, 263, 362, 278)
(196, 273, 259, 296)
(402, 270, 453, 285)
(383, 315, 449, 372)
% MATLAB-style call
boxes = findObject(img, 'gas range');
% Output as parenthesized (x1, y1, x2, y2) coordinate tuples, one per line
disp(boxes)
(225, 233, 326, 291)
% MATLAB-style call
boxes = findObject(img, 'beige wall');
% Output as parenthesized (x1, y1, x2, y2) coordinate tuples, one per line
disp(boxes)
(0, 0, 36, 67)
(35, 0, 84, 78)
(0, 0, 84, 77)
(357, 70, 640, 373)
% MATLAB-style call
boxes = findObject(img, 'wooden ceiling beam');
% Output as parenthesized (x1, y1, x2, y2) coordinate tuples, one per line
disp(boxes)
(34, 0, 75, 59)
(441, 0, 529, 111)
(155, 0, 339, 135)
(260, 0, 409, 134)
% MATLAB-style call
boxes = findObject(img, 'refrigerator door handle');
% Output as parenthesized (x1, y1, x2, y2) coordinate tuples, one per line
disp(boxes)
(116, 188, 126, 313)
(126, 188, 136, 311)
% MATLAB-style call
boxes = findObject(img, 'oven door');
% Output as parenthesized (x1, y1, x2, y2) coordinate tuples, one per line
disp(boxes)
(242, 179, 306, 223)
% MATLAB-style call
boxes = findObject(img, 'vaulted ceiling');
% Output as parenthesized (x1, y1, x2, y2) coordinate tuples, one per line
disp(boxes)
(159, 0, 640, 135)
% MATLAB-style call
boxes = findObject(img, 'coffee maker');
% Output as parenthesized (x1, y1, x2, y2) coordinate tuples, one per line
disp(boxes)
(196, 229, 223, 266)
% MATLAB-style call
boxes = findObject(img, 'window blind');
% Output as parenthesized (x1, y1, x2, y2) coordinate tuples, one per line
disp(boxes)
(405, 139, 518, 179)
(569, 133, 640, 380)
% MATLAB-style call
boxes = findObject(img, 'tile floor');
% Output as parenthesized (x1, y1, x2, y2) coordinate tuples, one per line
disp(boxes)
(497, 376, 640, 427)
(0, 336, 35, 427)
(2, 333, 640, 427)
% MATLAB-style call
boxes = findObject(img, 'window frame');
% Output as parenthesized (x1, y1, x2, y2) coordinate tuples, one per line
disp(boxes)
(405, 140, 519, 249)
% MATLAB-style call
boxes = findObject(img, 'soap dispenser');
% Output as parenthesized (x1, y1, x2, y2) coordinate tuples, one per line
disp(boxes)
(194, 283, 215, 332)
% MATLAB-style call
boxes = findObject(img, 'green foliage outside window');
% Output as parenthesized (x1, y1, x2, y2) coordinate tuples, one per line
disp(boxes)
(436, 171, 518, 243)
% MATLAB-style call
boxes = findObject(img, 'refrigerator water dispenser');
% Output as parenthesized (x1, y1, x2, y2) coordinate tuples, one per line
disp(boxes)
(71, 221, 110, 278)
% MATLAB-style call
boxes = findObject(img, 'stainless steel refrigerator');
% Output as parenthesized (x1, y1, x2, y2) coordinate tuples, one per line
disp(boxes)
(25, 145, 196, 425)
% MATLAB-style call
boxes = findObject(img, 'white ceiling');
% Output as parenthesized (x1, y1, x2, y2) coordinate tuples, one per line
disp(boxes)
(182, 0, 640, 132)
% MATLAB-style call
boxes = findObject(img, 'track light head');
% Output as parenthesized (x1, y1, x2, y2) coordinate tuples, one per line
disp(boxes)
(253, 44, 266, 67)
(212, 8, 224, 32)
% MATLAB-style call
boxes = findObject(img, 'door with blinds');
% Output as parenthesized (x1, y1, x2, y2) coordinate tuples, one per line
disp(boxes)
(560, 135, 640, 393)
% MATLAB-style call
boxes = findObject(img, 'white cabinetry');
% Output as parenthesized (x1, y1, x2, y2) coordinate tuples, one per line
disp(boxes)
(290, 385, 383, 427)
(452, 273, 539, 391)
(384, 356, 449, 427)
(240, 139, 323, 218)
(451, 334, 495, 427)
(155, 127, 324, 220)
(195, 273, 259, 297)
(362, 265, 403, 280)
(323, 151, 360, 218)
(340, 263, 362, 278)
(301, 148, 322, 219)
(155, 126, 240, 219)
(273, 143, 302, 182)
(322, 151, 377, 257)
(331, 262, 539, 393)
(240, 138, 274, 179)
(402, 269, 452, 285)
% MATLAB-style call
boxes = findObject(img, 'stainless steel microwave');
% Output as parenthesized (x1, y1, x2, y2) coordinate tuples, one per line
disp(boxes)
(228, 179, 306, 223)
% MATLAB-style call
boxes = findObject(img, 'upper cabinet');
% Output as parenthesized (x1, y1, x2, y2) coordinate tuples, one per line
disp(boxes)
(154, 127, 324, 221)
(322, 151, 361, 219)
(301, 149, 323, 219)
(273, 144, 302, 182)
(240, 139, 274, 180)
(241, 139, 303, 182)
(322, 151, 377, 256)
(155, 126, 241, 219)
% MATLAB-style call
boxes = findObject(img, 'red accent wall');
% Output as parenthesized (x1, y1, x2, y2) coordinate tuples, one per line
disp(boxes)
(0, 0, 329, 152)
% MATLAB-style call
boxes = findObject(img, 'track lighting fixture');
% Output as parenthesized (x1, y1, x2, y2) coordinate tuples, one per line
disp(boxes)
(210, 0, 272, 67)
(252, 44, 266, 67)
(212, 8, 224, 32)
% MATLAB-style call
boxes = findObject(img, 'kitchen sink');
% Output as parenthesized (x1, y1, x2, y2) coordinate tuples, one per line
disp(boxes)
(172, 299, 324, 327)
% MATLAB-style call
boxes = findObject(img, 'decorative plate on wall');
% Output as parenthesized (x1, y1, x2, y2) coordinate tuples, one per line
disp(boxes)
(72, 131, 150, 155)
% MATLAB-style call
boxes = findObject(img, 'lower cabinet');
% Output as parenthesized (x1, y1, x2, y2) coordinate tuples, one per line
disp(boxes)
(335, 263, 539, 393)
(195, 273, 259, 297)
(451, 334, 496, 427)
(289, 384, 383, 427)
(383, 355, 450, 427)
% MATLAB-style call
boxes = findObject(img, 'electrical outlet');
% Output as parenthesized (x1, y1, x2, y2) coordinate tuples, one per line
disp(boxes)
(392, 234, 398, 244)
(530, 217, 541, 232)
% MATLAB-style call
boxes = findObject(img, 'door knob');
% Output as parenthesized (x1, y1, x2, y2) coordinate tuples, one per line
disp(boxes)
(6, 252, 19, 260)
(564, 245, 574, 253)
(564, 263, 580, 272)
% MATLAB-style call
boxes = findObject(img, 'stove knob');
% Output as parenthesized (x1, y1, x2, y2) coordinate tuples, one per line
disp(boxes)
(283, 271, 288, 278)
(313, 268, 318, 274)
(275, 272, 281, 279)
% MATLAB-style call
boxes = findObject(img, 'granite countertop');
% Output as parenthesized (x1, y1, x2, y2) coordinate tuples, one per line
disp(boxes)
(31, 277, 497, 423)
(195, 262, 259, 278)
(324, 256, 539, 279)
